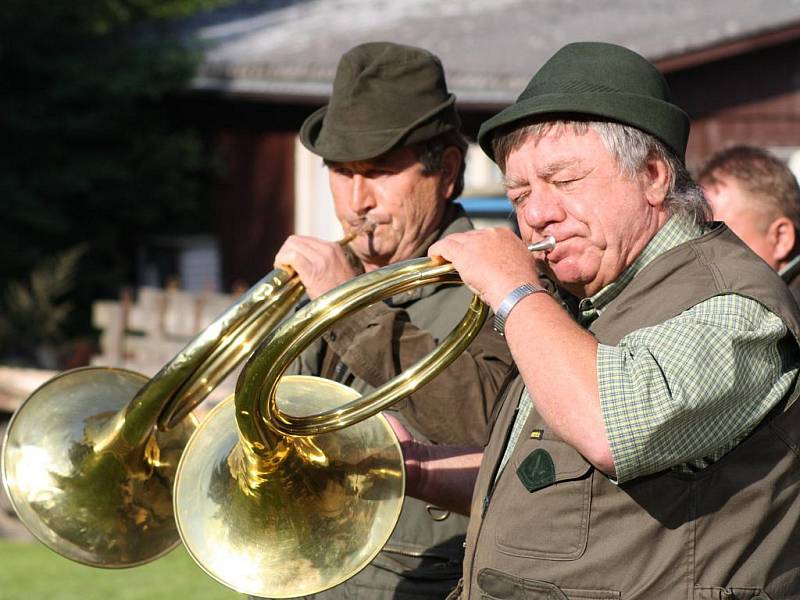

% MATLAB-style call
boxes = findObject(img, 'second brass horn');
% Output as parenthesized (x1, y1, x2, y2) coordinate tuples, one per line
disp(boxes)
(172, 236, 556, 598)
(1, 230, 361, 568)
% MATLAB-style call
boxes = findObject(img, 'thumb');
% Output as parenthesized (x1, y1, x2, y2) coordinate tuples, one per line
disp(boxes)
(383, 412, 412, 444)
(382, 412, 423, 496)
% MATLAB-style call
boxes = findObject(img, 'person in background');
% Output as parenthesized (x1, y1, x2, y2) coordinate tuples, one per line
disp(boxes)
(697, 144, 800, 301)
(264, 41, 514, 599)
(393, 41, 800, 599)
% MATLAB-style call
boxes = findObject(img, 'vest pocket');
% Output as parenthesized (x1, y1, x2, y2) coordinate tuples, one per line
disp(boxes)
(693, 587, 771, 600)
(493, 438, 593, 559)
(477, 568, 620, 599)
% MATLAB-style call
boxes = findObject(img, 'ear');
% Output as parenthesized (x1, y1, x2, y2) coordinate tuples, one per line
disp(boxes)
(767, 216, 796, 264)
(641, 156, 671, 209)
(438, 146, 463, 200)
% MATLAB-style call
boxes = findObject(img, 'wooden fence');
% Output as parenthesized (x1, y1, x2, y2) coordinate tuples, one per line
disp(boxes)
(90, 284, 241, 407)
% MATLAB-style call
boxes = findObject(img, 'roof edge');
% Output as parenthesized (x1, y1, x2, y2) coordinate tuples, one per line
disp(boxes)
(654, 19, 800, 72)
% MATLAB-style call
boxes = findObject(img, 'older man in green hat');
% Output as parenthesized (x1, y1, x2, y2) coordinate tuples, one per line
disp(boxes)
(264, 42, 514, 599)
(393, 42, 800, 598)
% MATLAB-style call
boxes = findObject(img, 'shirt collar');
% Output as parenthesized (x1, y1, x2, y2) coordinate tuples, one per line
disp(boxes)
(779, 253, 800, 282)
(578, 216, 704, 325)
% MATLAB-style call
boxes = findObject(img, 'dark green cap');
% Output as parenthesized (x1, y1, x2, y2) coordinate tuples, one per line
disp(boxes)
(478, 42, 690, 163)
(300, 42, 460, 163)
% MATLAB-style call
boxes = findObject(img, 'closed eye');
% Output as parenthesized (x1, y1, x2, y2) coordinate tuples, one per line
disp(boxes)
(552, 178, 579, 186)
(364, 169, 394, 178)
(509, 191, 530, 208)
(332, 167, 354, 177)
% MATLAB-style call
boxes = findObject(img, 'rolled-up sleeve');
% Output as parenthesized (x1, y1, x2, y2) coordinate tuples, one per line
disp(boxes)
(598, 294, 798, 483)
(323, 300, 514, 446)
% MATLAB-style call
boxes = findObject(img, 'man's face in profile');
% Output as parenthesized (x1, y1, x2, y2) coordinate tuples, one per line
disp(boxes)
(327, 146, 457, 271)
(703, 173, 778, 269)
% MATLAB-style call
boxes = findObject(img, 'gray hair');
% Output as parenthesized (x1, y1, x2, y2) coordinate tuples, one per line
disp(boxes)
(492, 119, 710, 225)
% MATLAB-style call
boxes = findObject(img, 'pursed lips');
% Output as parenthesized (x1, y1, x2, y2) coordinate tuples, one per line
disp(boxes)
(538, 234, 575, 261)
(350, 221, 379, 234)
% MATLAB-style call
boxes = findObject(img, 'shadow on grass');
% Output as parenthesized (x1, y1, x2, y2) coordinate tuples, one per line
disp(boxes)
(0, 540, 244, 600)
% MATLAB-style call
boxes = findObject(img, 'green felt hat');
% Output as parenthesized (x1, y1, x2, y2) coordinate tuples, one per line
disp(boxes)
(478, 42, 690, 163)
(300, 42, 460, 162)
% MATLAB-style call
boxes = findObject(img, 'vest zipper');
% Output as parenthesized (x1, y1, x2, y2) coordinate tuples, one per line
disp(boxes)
(468, 380, 522, 595)
(481, 405, 520, 518)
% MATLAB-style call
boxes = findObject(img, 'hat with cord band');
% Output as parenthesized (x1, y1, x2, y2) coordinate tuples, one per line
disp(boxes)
(477, 42, 690, 164)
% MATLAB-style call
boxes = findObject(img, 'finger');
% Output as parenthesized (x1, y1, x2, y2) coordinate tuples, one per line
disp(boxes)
(383, 413, 412, 444)
(276, 237, 338, 269)
(274, 235, 311, 268)
(428, 235, 464, 260)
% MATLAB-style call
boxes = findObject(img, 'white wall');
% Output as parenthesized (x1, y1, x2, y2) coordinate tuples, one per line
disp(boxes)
(293, 138, 343, 239)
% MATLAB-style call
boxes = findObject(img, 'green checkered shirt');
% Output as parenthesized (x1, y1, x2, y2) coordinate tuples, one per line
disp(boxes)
(499, 217, 799, 484)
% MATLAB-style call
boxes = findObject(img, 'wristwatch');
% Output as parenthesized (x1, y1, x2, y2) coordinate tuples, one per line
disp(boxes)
(493, 283, 550, 336)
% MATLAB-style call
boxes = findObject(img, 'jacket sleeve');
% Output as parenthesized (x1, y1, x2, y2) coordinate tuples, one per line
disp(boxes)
(322, 300, 514, 446)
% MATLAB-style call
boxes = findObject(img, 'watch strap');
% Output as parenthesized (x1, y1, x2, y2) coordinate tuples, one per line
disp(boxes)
(493, 283, 549, 336)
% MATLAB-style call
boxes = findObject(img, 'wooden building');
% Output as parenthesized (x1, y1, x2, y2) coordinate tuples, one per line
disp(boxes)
(167, 0, 800, 289)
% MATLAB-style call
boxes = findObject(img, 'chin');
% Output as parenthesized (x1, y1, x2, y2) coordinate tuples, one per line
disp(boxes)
(548, 261, 593, 290)
(363, 236, 400, 257)
(354, 247, 395, 269)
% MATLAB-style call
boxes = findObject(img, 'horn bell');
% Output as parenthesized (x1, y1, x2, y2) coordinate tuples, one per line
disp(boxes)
(2, 367, 197, 567)
(173, 375, 403, 598)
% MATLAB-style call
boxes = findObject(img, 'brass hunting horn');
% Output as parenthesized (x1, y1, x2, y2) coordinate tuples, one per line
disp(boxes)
(1, 230, 363, 568)
(172, 236, 556, 598)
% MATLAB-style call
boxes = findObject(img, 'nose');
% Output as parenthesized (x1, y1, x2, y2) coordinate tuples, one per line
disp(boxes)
(350, 174, 377, 215)
(518, 188, 565, 233)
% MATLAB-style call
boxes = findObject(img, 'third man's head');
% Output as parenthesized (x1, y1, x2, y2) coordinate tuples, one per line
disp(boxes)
(698, 145, 800, 271)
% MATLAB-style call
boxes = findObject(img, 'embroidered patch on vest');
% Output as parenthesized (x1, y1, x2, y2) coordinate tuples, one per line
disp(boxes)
(516, 448, 555, 492)
(529, 429, 543, 440)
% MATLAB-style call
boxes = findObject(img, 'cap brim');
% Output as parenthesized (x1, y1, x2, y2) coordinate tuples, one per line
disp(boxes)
(478, 92, 689, 163)
(298, 105, 329, 157)
(299, 95, 459, 163)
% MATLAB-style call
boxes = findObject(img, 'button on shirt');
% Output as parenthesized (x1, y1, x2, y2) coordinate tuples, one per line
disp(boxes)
(501, 216, 799, 484)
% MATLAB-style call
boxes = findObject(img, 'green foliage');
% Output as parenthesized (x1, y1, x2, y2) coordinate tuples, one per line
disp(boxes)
(0, 246, 86, 362)
(0, 0, 230, 362)
(0, 540, 244, 600)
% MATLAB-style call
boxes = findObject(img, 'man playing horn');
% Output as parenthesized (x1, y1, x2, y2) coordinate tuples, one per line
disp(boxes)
(397, 42, 800, 599)
(267, 41, 514, 599)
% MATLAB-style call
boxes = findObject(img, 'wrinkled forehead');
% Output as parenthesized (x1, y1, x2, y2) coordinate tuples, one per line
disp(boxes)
(325, 146, 421, 173)
(505, 123, 612, 168)
(496, 119, 601, 170)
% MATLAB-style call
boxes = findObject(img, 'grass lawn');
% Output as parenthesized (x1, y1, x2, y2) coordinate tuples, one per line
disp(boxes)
(0, 540, 244, 600)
